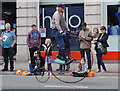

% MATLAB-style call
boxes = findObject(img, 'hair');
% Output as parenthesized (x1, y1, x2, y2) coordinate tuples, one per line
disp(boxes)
(81, 22, 87, 27)
(78, 58, 86, 71)
(34, 50, 41, 58)
(93, 27, 99, 34)
(31, 24, 36, 28)
(5, 23, 11, 27)
(45, 38, 51, 46)
(100, 26, 106, 31)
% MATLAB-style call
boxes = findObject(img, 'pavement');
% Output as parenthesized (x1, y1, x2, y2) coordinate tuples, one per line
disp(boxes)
(0, 59, 119, 76)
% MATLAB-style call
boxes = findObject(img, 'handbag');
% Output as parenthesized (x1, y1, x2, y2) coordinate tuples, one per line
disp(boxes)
(101, 46, 107, 55)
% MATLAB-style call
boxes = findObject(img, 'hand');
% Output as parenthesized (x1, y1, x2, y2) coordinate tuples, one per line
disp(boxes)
(61, 32, 66, 36)
(42, 44, 45, 47)
(66, 31, 71, 35)
(11, 44, 14, 48)
(82, 36, 85, 39)
(2, 37, 6, 40)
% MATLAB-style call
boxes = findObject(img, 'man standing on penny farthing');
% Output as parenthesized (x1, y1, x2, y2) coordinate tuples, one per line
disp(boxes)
(51, 4, 74, 73)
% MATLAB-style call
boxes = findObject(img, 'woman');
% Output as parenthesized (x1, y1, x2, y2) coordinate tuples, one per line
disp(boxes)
(94, 26, 109, 72)
(26, 50, 45, 75)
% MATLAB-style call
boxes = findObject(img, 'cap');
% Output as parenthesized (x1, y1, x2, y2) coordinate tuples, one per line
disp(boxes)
(57, 4, 65, 9)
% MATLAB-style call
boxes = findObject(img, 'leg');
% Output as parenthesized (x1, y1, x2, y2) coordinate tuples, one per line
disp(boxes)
(29, 63, 35, 72)
(80, 49, 85, 59)
(9, 48, 14, 71)
(3, 48, 9, 70)
(98, 48, 107, 71)
(97, 48, 102, 71)
(86, 49, 91, 69)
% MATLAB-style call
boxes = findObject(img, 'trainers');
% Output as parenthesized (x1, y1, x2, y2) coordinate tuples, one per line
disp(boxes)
(66, 67, 70, 71)
(96, 69, 101, 73)
(56, 55, 64, 60)
(56, 68, 60, 71)
(65, 59, 74, 65)
(102, 70, 107, 73)
(25, 72, 31, 76)
(1, 69, 8, 71)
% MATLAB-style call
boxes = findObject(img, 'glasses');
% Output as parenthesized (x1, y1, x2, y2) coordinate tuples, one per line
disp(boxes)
(100, 29, 104, 30)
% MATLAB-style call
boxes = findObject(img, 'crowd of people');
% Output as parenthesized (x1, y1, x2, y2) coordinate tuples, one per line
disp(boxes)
(0, 4, 109, 76)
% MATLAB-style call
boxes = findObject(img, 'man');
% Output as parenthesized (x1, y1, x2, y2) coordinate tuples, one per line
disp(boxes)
(0, 23, 16, 71)
(51, 4, 72, 73)
(27, 24, 41, 64)
(78, 22, 92, 70)
(110, 7, 120, 35)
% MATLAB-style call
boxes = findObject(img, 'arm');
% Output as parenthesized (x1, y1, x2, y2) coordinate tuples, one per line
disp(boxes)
(27, 33, 31, 48)
(38, 32, 41, 48)
(85, 32, 93, 41)
(11, 32, 16, 48)
(42, 44, 47, 52)
(54, 14, 63, 33)
(97, 34, 108, 43)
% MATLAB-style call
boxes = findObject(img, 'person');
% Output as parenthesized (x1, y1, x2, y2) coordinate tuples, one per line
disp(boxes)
(92, 28, 100, 54)
(51, 4, 72, 73)
(26, 50, 45, 75)
(27, 24, 41, 64)
(109, 7, 120, 35)
(93, 26, 109, 72)
(69, 58, 88, 77)
(42, 38, 54, 75)
(0, 23, 16, 71)
(78, 22, 92, 70)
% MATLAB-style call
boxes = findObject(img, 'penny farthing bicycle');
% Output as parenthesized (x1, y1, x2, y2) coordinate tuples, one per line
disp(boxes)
(35, 33, 94, 83)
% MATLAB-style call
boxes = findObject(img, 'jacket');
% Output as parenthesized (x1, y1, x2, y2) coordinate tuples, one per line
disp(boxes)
(97, 33, 109, 48)
(27, 30, 41, 48)
(52, 11, 69, 33)
(79, 28, 92, 49)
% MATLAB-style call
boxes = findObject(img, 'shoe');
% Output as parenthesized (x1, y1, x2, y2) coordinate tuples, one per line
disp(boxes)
(34, 72, 41, 75)
(56, 68, 60, 71)
(1, 69, 8, 71)
(96, 69, 101, 73)
(102, 70, 107, 73)
(66, 67, 70, 71)
(56, 55, 64, 60)
(65, 59, 74, 65)
(25, 72, 31, 76)
(10, 69, 13, 72)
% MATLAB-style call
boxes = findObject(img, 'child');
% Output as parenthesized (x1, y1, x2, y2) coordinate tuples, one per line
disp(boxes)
(69, 58, 88, 77)
(42, 38, 54, 75)
(26, 50, 45, 75)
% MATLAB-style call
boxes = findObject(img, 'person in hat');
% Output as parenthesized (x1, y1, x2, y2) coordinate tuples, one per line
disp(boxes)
(110, 7, 120, 35)
(51, 4, 72, 73)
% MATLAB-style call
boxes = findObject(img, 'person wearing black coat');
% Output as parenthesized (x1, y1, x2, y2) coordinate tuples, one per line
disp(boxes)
(94, 26, 109, 73)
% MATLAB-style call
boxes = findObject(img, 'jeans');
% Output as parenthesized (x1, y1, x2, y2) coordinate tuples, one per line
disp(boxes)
(80, 49, 91, 69)
(51, 29, 65, 50)
(51, 29, 67, 62)
(29, 47, 39, 63)
(3, 47, 14, 70)
(96, 48, 107, 71)
(29, 63, 42, 73)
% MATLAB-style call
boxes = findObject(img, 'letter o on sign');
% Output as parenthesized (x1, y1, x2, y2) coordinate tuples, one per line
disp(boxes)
(69, 15, 81, 28)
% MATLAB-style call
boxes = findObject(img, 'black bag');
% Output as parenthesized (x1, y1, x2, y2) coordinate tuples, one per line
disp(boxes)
(101, 46, 107, 55)
(72, 72, 88, 77)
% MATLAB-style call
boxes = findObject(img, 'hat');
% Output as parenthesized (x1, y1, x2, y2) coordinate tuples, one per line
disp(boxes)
(57, 4, 65, 9)
(116, 7, 120, 16)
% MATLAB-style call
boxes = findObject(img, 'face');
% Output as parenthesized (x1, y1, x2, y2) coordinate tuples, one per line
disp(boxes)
(81, 59, 85, 65)
(100, 29, 106, 34)
(82, 26, 86, 30)
(6, 25, 11, 31)
(34, 51, 39, 57)
(93, 29, 98, 34)
(32, 26, 37, 31)
(58, 8, 65, 13)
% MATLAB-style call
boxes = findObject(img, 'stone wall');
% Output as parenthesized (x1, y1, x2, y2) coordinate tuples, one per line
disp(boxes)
(16, 1, 38, 61)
